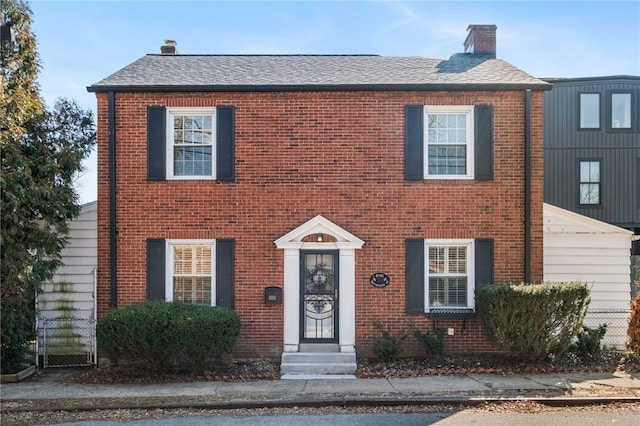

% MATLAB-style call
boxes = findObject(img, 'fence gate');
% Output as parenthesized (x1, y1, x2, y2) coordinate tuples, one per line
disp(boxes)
(39, 317, 96, 368)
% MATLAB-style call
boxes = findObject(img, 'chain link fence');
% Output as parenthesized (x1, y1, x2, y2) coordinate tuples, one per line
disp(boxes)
(38, 317, 96, 368)
(631, 255, 640, 299)
(583, 310, 631, 350)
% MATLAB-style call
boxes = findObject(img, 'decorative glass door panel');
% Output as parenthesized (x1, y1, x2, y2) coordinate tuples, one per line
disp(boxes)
(301, 251, 338, 342)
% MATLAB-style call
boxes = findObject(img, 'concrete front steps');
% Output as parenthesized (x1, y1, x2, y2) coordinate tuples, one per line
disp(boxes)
(280, 344, 357, 379)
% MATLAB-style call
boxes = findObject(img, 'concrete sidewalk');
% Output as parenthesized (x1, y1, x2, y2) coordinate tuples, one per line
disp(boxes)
(2, 370, 640, 410)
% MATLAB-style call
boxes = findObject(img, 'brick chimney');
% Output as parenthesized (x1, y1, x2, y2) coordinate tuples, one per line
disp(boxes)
(161, 39, 178, 55)
(464, 25, 497, 58)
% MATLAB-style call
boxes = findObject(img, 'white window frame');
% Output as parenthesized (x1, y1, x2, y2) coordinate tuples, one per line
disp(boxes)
(424, 106, 475, 179)
(166, 107, 217, 179)
(165, 239, 216, 306)
(424, 239, 475, 312)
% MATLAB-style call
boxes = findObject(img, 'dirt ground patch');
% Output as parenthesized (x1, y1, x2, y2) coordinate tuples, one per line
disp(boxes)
(23, 351, 640, 384)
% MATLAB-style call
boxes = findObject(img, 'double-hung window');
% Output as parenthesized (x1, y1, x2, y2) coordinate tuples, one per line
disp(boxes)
(405, 104, 492, 181)
(425, 239, 475, 310)
(425, 106, 474, 179)
(579, 160, 601, 205)
(405, 238, 492, 315)
(147, 238, 234, 307)
(147, 105, 234, 181)
(166, 240, 215, 305)
(167, 108, 216, 179)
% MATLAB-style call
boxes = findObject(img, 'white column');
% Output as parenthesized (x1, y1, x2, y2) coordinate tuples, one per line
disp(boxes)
(283, 248, 300, 352)
(338, 249, 356, 353)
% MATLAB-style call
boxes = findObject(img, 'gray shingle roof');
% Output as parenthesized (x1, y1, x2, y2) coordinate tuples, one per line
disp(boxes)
(88, 53, 551, 92)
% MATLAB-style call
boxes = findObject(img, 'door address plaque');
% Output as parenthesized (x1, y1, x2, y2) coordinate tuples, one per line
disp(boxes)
(369, 273, 390, 288)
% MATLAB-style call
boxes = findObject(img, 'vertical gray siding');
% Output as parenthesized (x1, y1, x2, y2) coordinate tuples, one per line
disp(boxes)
(544, 77, 640, 228)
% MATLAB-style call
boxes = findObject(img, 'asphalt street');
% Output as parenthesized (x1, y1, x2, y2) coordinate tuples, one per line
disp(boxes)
(30, 410, 640, 426)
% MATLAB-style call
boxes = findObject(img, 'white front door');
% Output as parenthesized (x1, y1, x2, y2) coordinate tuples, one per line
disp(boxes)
(275, 216, 364, 353)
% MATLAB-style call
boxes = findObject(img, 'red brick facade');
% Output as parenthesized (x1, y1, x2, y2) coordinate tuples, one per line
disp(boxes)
(95, 89, 545, 359)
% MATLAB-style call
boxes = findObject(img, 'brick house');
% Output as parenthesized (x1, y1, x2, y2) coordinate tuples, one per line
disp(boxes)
(88, 25, 550, 373)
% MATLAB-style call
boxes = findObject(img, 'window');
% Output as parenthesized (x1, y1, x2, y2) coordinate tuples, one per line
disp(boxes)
(611, 93, 631, 129)
(424, 106, 474, 178)
(425, 239, 475, 310)
(147, 239, 234, 307)
(167, 107, 216, 178)
(405, 238, 492, 314)
(148, 106, 234, 181)
(166, 240, 215, 305)
(579, 161, 601, 205)
(579, 93, 600, 129)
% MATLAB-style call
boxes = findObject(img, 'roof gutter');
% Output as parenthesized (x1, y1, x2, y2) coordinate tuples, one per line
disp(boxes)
(108, 91, 118, 308)
(524, 89, 532, 283)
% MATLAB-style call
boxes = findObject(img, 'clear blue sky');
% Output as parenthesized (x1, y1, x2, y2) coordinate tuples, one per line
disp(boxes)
(29, 0, 640, 204)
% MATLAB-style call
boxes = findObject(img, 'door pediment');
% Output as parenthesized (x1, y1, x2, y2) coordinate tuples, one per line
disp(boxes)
(274, 215, 364, 250)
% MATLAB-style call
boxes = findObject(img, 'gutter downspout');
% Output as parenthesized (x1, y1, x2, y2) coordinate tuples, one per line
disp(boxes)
(108, 91, 117, 308)
(524, 89, 532, 283)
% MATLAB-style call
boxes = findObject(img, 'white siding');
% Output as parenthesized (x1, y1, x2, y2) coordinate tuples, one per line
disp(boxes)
(37, 202, 98, 367)
(39, 201, 97, 319)
(543, 203, 633, 349)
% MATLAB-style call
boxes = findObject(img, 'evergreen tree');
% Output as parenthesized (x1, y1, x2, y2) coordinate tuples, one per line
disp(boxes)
(1, 0, 96, 373)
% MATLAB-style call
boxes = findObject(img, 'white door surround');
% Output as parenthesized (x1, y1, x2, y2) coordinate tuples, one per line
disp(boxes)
(275, 215, 364, 353)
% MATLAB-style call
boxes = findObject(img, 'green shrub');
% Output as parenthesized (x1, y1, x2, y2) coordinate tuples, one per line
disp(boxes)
(412, 326, 445, 359)
(372, 323, 406, 363)
(571, 324, 607, 360)
(96, 301, 241, 371)
(476, 282, 590, 362)
(0, 298, 36, 374)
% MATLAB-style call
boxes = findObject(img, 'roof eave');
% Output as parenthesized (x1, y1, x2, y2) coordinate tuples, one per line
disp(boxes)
(87, 82, 552, 93)
(543, 75, 640, 83)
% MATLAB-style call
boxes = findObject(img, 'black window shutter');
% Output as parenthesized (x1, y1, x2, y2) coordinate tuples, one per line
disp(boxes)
(216, 239, 235, 308)
(404, 105, 424, 180)
(147, 106, 166, 181)
(405, 239, 425, 313)
(216, 107, 235, 181)
(475, 238, 494, 287)
(146, 239, 166, 300)
(474, 105, 494, 181)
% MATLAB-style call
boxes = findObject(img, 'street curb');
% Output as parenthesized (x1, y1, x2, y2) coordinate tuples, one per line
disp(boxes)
(3, 396, 640, 413)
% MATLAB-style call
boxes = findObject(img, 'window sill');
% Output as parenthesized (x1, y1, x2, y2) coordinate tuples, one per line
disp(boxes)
(166, 176, 216, 180)
(424, 175, 474, 180)
(426, 308, 475, 320)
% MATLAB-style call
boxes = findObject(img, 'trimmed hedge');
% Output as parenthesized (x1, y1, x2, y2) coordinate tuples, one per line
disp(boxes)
(476, 282, 590, 362)
(96, 301, 241, 371)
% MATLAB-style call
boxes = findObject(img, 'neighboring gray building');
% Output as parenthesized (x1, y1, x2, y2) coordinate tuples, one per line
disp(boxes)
(543, 76, 640, 257)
